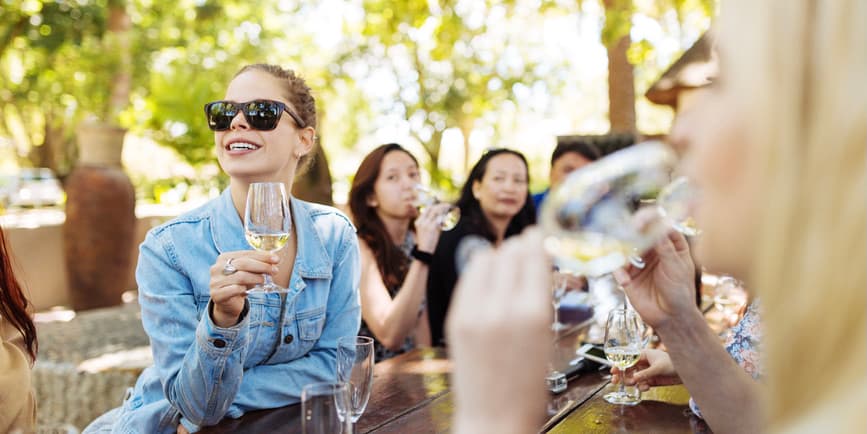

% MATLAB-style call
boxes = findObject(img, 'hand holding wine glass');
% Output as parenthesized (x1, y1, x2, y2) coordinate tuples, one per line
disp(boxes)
(245, 182, 291, 293)
(413, 183, 460, 231)
(540, 141, 700, 278)
(612, 230, 697, 331)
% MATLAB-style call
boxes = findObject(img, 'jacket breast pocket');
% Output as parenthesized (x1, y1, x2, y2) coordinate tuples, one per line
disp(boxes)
(297, 306, 327, 341)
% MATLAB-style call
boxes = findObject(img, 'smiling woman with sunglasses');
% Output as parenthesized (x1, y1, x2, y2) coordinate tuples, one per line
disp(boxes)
(84, 64, 361, 434)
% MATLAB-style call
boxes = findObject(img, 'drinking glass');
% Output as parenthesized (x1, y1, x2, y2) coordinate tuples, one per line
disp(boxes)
(603, 308, 644, 406)
(412, 183, 460, 230)
(301, 381, 353, 434)
(244, 182, 291, 293)
(336, 336, 374, 424)
(539, 141, 697, 277)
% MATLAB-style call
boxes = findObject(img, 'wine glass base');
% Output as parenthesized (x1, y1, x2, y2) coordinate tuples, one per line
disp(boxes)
(603, 390, 641, 406)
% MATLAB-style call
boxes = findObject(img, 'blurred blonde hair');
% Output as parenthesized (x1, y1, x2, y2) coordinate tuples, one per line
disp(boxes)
(718, 0, 866, 431)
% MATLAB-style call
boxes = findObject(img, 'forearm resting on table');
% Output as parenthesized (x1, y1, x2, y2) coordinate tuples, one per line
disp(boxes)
(657, 310, 762, 434)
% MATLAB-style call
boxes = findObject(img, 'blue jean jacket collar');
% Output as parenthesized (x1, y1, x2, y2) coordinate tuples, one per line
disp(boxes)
(210, 188, 332, 280)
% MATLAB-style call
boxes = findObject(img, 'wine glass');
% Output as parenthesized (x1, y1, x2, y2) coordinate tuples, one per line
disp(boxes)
(551, 267, 568, 332)
(546, 267, 569, 393)
(412, 183, 460, 230)
(301, 381, 353, 434)
(244, 182, 291, 293)
(540, 141, 692, 277)
(336, 336, 374, 424)
(603, 308, 644, 406)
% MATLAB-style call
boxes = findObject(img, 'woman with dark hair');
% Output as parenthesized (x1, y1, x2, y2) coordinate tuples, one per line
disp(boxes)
(349, 143, 448, 361)
(0, 226, 38, 432)
(426, 148, 536, 346)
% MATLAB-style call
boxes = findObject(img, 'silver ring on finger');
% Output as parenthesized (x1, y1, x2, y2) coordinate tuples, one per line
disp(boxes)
(222, 257, 238, 276)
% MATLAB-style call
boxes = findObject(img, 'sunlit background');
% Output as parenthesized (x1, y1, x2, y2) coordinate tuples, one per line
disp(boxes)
(1, 0, 713, 205)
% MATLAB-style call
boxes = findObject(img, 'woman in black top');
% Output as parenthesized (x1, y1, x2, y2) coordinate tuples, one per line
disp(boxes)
(427, 148, 536, 346)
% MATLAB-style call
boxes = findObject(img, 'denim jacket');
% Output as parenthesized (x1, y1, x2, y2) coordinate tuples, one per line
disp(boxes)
(112, 189, 360, 433)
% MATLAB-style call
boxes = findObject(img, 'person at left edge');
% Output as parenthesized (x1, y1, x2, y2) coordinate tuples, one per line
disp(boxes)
(84, 64, 361, 434)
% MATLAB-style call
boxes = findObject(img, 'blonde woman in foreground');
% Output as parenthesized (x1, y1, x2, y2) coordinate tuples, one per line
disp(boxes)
(446, 0, 866, 432)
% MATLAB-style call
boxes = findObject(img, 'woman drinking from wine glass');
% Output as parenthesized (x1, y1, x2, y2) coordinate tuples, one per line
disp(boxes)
(427, 148, 536, 346)
(85, 64, 361, 434)
(446, 0, 865, 432)
(0, 226, 37, 432)
(348, 143, 449, 361)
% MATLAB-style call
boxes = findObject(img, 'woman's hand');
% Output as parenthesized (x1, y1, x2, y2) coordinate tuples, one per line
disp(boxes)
(413, 203, 450, 253)
(611, 348, 681, 391)
(447, 228, 551, 434)
(613, 230, 696, 330)
(208, 251, 279, 328)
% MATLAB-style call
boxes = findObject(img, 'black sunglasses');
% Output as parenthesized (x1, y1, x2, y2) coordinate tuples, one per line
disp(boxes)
(204, 99, 306, 131)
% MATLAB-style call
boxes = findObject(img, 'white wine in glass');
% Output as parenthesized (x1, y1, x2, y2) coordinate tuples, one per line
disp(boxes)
(412, 184, 460, 231)
(244, 182, 291, 293)
(603, 308, 644, 406)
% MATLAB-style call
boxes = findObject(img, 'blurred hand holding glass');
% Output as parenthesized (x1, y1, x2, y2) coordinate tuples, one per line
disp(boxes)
(540, 141, 699, 277)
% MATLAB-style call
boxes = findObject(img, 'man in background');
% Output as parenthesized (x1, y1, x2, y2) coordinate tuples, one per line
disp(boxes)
(533, 137, 601, 212)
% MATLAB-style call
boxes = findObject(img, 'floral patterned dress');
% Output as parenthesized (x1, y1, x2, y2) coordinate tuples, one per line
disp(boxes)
(690, 299, 763, 418)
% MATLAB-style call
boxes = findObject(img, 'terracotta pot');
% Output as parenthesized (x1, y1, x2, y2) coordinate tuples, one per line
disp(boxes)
(64, 122, 136, 311)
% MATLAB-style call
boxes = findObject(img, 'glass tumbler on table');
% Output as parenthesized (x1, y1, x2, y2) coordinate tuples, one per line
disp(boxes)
(301, 381, 353, 434)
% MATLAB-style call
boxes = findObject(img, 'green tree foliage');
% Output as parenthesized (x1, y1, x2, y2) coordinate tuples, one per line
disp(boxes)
(589, 0, 715, 133)
(342, 0, 561, 188)
(0, 0, 290, 172)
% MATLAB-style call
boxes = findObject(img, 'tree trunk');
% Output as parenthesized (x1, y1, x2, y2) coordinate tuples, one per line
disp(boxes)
(425, 129, 445, 187)
(107, 1, 132, 121)
(607, 34, 637, 134)
(459, 119, 474, 176)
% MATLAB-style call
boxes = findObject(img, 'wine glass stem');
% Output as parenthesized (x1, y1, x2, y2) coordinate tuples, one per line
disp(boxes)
(552, 302, 560, 328)
(263, 273, 275, 288)
(619, 366, 627, 394)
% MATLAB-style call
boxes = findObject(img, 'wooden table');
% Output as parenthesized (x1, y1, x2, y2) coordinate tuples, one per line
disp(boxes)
(200, 323, 711, 433)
